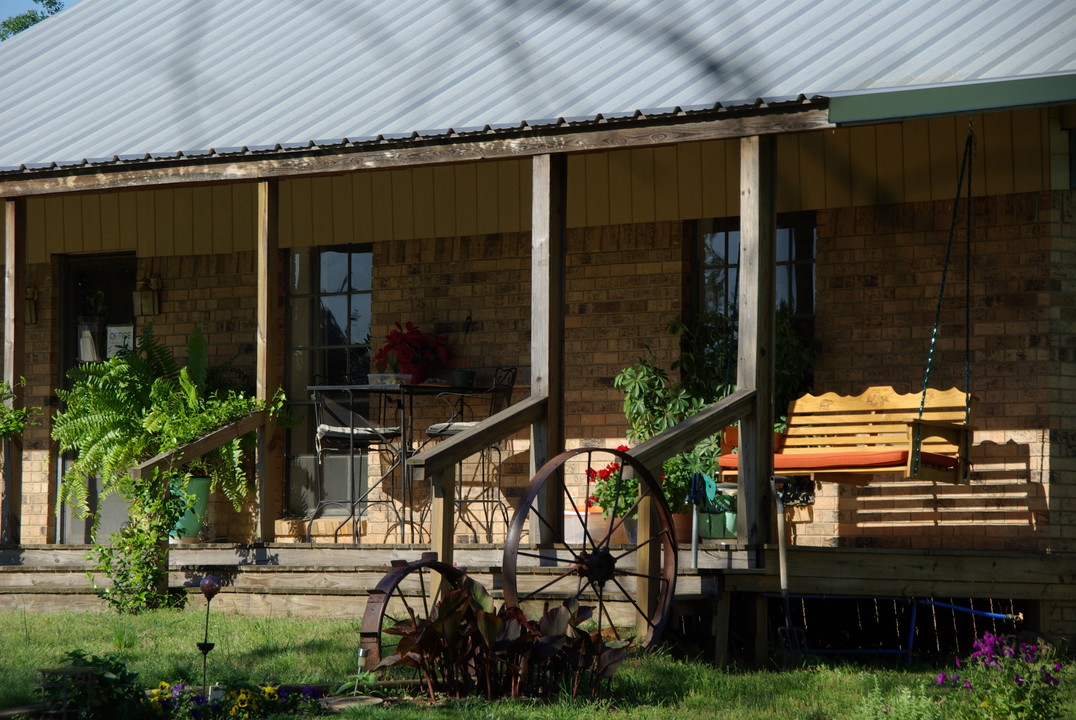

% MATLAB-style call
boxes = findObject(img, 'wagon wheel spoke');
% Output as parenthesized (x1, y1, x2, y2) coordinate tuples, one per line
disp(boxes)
(610, 574, 665, 633)
(516, 567, 584, 604)
(612, 528, 672, 562)
(360, 554, 479, 679)
(502, 447, 678, 650)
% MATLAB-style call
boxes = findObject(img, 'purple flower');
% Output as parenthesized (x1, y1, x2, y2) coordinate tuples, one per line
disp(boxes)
(1054, 662, 1063, 673)
(1015, 674, 1025, 687)
(954, 656, 961, 669)
(963, 679, 973, 690)
(936, 673, 948, 685)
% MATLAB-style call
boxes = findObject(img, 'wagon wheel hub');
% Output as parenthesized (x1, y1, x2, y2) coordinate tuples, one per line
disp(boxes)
(579, 547, 617, 584)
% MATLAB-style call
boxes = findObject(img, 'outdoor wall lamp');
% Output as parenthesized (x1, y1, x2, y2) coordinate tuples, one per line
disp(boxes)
(24, 285, 37, 325)
(133, 275, 162, 316)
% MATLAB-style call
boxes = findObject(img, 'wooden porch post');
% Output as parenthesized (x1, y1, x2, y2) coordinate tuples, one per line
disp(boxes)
(530, 154, 567, 547)
(255, 180, 282, 543)
(2, 199, 24, 545)
(737, 135, 776, 558)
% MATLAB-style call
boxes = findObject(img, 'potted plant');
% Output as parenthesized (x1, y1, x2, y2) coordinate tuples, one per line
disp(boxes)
(608, 356, 713, 527)
(371, 321, 448, 384)
(53, 326, 281, 611)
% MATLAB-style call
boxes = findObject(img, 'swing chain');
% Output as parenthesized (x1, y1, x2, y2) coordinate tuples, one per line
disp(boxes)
(913, 128, 975, 477)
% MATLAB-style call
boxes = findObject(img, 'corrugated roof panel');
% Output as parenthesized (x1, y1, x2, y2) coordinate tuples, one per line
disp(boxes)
(0, 0, 1073, 172)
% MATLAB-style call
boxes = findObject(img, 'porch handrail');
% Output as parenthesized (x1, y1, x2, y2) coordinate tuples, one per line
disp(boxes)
(408, 393, 549, 480)
(128, 409, 268, 481)
(630, 387, 757, 478)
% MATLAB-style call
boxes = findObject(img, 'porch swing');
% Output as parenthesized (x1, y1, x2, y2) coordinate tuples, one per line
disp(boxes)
(719, 128, 977, 485)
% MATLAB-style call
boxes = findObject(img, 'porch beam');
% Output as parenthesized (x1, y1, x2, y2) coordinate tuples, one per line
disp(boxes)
(737, 135, 777, 557)
(0, 108, 833, 198)
(529, 153, 567, 547)
(1, 199, 25, 545)
(255, 180, 282, 542)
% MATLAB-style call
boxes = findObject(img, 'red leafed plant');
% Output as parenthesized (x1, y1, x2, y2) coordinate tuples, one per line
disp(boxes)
(372, 321, 448, 380)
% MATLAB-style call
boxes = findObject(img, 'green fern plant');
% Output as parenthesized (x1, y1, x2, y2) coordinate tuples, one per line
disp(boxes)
(53, 328, 176, 519)
(53, 325, 282, 612)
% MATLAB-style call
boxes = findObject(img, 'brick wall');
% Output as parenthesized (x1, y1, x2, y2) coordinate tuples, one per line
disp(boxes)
(17, 259, 60, 543)
(804, 191, 1064, 552)
(151, 252, 261, 542)
(294, 222, 689, 543)
(18, 252, 262, 544)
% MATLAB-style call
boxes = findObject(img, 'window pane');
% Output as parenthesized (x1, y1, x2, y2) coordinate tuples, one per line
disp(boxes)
(776, 228, 791, 263)
(725, 268, 738, 312)
(727, 231, 739, 267)
(320, 250, 350, 293)
(350, 253, 373, 292)
(349, 293, 371, 345)
(321, 347, 349, 384)
(776, 265, 791, 310)
(347, 346, 371, 381)
(319, 296, 349, 346)
(702, 267, 725, 312)
(287, 349, 314, 398)
(288, 296, 315, 347)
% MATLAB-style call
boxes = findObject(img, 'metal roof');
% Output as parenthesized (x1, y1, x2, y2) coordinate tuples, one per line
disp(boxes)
(0, 0, 1074, 175)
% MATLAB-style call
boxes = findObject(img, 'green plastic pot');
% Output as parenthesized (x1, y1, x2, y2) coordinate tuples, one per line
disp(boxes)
(172, 476, 210, 539)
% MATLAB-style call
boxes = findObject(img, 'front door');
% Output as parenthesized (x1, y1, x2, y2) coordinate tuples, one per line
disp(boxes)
(56, 253, 136, 544)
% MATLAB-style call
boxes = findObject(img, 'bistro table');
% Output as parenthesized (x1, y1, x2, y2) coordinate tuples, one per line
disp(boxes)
(308, 382, 471, 542)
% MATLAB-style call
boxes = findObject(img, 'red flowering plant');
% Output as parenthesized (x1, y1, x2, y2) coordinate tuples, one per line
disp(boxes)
(587, 445, 635, 518)
(589, 444, 698, 519)
(371, 321, 448, 382)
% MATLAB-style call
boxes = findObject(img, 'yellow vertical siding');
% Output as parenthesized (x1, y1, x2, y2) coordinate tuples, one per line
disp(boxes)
(155, 189, 176, 256)
(352, 172, 375, 241)
(675, 142, 703, 220)
(453, 163, 478, 237)
(927, 117, 959, 202)
(630, 148, 656, 223)
(875, 122, 905, 205)
(776, 133, 802, 212)
(566, 155, 587, 229)
(475, 161, 500, 235)
(411, 166, 436, 239)
(309, 176, 334, 246)
(497, 160, 522, 232)
(699, 140, 728, 218)
(13, 109, 1053, 257)
(584, 152, 611, 227)
(607, 149, 634, 225)
(432, 165, 457, 238)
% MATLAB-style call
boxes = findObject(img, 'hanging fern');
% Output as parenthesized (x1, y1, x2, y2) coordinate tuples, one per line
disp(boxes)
(53, 325, 283, 612)
(53, 333, 175, 518)
(54, 324, 279, 521)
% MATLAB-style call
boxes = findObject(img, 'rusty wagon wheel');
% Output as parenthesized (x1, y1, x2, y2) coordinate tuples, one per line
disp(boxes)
(359, 552, 480, 672)
(502, 447, 678, 649)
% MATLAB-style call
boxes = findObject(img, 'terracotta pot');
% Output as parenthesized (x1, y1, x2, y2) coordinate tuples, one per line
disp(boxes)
(671, 512, 694, 545)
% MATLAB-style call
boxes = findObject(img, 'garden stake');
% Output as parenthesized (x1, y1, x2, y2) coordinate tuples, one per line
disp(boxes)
(771, 477, 807, 663)
(198, 575, 220, 697)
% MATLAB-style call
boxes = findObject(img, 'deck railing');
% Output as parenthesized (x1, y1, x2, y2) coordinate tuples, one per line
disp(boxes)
(128, 410, 269, 482)
(408, 394, 547, 565)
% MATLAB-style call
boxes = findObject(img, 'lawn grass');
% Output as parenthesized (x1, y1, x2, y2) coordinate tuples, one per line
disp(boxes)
(1, 610, 1073, 719)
